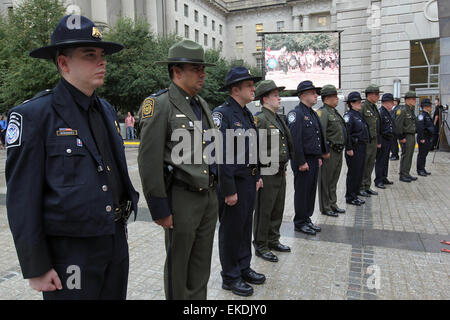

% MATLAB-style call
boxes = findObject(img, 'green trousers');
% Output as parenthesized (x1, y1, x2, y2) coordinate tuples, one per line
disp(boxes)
(253, 170, 286, 253)
(164, 185, 218, 300)
(361, 139, 377, 191)
(319, 149, 343, 213)
(399, 133, 416, 177)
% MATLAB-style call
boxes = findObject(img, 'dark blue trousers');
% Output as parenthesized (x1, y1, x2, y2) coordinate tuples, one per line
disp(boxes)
(417, 137, 432, 172)
(218, 175, 256, 283)
(345, 144, 366, 201)
(293, 155, 319, 227)
(43, 221, 129, 300)
(375, 137, 393, 185)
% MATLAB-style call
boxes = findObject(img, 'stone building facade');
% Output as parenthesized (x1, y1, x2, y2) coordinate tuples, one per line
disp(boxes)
(0, 0, 444, 101)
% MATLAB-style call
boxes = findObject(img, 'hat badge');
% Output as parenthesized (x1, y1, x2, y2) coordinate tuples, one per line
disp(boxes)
(92, 27, 102, 39)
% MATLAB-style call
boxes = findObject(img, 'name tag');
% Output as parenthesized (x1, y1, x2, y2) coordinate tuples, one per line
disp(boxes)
(56, 128, 78, 136)
(176, 114, 187, 118)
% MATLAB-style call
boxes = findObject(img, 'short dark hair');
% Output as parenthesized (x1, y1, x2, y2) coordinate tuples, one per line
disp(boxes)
(168, 63, 185, 80)
(55, 47, 76, 73)
(436, 97, 440, 102)
(228, 81, 244, 95)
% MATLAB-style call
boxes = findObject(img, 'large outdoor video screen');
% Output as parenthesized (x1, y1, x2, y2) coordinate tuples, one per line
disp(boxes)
(263, 32, 341, 90)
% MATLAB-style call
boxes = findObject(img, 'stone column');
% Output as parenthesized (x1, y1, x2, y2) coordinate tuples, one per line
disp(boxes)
(90, 0, 108, 25)
(438, 0, 450, 150)
(303, 14, 310, 31)
(293, 15, 300, 31)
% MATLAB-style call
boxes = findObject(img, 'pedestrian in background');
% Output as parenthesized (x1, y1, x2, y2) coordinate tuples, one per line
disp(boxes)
(125, 111, 135, 140)
(0, 114, 6, 149)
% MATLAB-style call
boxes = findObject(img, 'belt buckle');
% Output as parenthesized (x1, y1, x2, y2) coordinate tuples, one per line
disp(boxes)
(251, 167, 257, 176)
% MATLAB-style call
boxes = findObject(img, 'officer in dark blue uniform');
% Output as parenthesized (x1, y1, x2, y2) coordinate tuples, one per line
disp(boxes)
(5, 15, 139, 300)
(212, 67, 265, 297)
(343, 92, 370, 206)
(287, 80, 329, 235)
(390, 98, 401, 160)
(416, 98, 435, 176)
(374, 93, 396, 188)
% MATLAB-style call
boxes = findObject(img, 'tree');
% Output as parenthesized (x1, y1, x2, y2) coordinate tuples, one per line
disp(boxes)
(0, 0, 65, 113)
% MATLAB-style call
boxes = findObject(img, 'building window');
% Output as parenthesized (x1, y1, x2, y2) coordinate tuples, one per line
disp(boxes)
(219, 24, 223, 35)
(212, 20, 215, 31)
(256, 40, 262, 52)
(185, 24, 189, 39)
(317, 16, 328, 27)
(410, 38, 440, 91)
(184, 4, 188, 17)
(235, 25, 243, 37)
(236, 42, 244, 54)
(175, 20, 179, 34)
(219, 41, 223, 51)
(256, 58, 263, 70)
(212, 37, 216, 49)
(194, 10, 198, 22)
(174, 0, 178, 12)
(195, 29, 199, 43)
(204, 34, 208, 46)
(203, 15, 207, 27)
(256, 23, 263, 33)
(276, 21, 285, 32)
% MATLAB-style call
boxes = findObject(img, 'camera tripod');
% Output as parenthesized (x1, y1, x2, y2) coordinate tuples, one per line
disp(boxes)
(432, 107, 450, 163)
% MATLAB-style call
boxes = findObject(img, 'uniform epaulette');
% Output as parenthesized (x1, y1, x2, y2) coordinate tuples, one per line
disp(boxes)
(152, 89, 168, 97)
(254, 111, 262, 117)
(23, 89, 52, 104)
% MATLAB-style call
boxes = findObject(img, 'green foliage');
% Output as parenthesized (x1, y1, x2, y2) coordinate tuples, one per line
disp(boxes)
(0, 0, 65, 113)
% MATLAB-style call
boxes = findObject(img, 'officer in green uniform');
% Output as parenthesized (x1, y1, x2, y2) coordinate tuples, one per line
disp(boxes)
(138, 40, 219, 300)
(395, 91, 418, 182)
(317, 85, 347, 217)
(253, 80, 294, 263)
(360, 84, 382, 197)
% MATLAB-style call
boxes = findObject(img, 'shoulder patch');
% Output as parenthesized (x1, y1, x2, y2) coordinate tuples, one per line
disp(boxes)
(254, 117, 258, 126)
(142, 97, 155, 119)
(287, 111, 296, 124)
(152, 89, 168, 97)
(6, 112, 23, 148)
(317, 110, 322, 117)
(212, 112, 223, 128)
(344, 114, 350, 123)
(418, 114, 424, 121)
(396, 109, 402, 116)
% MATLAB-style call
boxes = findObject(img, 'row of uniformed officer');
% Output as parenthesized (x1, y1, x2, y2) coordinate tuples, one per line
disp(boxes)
(5, 15, 139, 299)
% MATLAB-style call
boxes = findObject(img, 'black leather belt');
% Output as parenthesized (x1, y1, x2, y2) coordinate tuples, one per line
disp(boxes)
(260, 162, 287, 175)
(173, 174, 217, 192)
(247, 165, 258, 176)
(114, 200, 132, 222)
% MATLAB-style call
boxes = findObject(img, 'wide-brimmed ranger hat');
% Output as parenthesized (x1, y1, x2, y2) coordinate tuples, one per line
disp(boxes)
(381, 93, 395, 102)
(365, 84, 383, 95)
(219, 66, 262, 92)
(254, 80, 285, 100)
(320, 84, 338, 98)
(345, 91, 364, 103)
(30, 15, 124, 59)
(421, 98, 432, 107)
(403, 91, 417, 99)
(156, 39, 215, 66)
(297, 80, 321, 95)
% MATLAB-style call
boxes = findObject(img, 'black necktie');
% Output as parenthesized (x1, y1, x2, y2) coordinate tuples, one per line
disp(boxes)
(190, 99, 202, 120)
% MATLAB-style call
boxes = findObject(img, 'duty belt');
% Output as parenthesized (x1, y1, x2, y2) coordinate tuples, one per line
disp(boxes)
(114, 200, 132, 222)
(260, 162, 287, 174)
(328, 142, 344, 153)
(173, 174, 217, 192)
(246, 165, 258, 176)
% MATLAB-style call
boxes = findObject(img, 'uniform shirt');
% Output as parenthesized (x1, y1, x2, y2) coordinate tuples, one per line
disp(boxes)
(344, 109, 370, 150)
(416, 110, 435, 140)
(254, 106, 294, 166)
(287, 102, 328, 169)
(379, 106, 395, 139)
(395, 104, 416, 139)
(61, 78, 126, 208)
(317, 103, 348, 147)
(361, 100, 381, 143)
(212, 96, 259, 197)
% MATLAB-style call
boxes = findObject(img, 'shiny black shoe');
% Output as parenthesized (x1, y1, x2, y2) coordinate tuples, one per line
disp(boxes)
(406, 175, 418, 181)
(332, 207, 346, 214)
(375, 183, 386, 189)
(307, 222, 322, 232)
(358, 191, 371, 197)
(294, 224, 316, 235)
(346, 199, 361, 206)
(255, 250, 278, 262)
(383, 179, 394, 185)
(222, 279, 254, 297)
(356, 198, 365, 205)
(399, 176, 412, 183)
(417, 171, 427, 177)
(424, 170, 431, 175)
(322, 210, 339, 217)
(269, 243, 291, 252)
(390, 155, 399, 160)
(242, 269, 266, 285)
(366, 189, 378, 195)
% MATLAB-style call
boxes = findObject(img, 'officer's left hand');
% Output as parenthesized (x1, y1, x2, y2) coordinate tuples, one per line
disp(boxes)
(420, 140, 425, 144)
(318, 159, 323, 167)
(323, 153, 330, 160)
(377, 144, 381, 148)
(256, 178, 263, 191)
